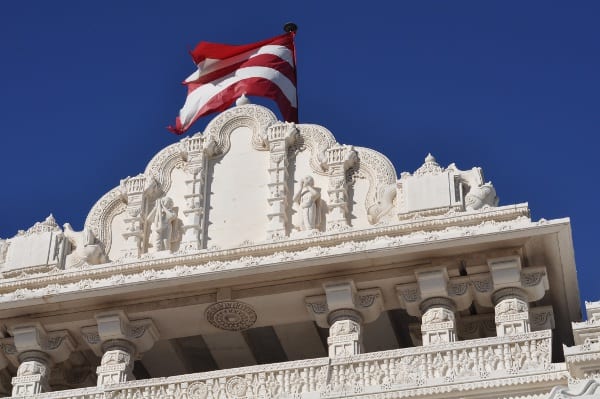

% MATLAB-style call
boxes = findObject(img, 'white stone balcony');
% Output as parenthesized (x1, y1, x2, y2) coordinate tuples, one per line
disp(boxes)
(10, 331, 568, 399)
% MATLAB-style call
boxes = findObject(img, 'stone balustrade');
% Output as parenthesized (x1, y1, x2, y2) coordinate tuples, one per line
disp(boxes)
(5, 330, 567, 399)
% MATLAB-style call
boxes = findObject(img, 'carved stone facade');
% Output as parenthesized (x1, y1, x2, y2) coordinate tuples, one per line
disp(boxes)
(0, 103, 596, 398)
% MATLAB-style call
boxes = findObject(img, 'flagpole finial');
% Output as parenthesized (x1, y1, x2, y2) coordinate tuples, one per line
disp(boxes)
(283, 22, 298, 33)
(236, 93, 251, 106)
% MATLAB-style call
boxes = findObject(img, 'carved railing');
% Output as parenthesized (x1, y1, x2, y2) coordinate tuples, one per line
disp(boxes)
(15, 331, 565, 399)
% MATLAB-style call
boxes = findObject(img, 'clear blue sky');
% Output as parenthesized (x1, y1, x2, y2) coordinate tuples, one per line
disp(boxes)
(1, 2, 598, 306)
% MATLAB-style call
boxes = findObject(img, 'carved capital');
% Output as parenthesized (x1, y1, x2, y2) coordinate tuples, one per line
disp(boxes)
(7, 324, 75, 365)
(81, 311, 159, 358)
(305, 282, 383, 328)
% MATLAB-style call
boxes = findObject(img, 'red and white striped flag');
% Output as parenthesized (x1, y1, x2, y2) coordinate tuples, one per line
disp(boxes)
(169, 32, 298, 134)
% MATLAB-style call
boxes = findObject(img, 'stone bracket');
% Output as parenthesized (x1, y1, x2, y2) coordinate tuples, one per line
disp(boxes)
(81, 311, 159, 358)
(305, 282, 383, 328)
(0, 324, 75, 367)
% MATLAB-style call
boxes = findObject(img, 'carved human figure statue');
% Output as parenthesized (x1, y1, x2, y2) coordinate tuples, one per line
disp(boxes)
(294, 176, 321, 231)
(148, 197, 178, 251)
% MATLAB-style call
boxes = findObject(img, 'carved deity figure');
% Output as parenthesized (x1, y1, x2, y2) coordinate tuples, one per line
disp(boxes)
(147, 197, 180, 252)
(294, 176, 321, 231)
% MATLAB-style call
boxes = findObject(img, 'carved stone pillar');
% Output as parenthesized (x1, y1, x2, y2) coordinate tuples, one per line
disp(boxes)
(81, 311, 158, 387)
(324, 145, 357, 230)
(179, 134, 217, 251)
(5, 324, 75, 396)
(327, 309, 363, 358)
(119, 174, 157, 257)
(13, 351, 51, 396)
(396, 268, 473, 346)
(305, 281, 383, 358)
(264, 122, 297, 239)
(420, 297, 457, 345)
(486, 255, 548, 337)
(493, 287, 530, 336)
(0, 351, 11, 397)
(96, 339, 135, 385)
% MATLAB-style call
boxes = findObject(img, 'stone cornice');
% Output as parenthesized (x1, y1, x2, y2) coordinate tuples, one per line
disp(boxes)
(0, 207, 569, 308)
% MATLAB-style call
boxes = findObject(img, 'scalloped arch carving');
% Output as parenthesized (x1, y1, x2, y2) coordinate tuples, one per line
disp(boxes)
(144, 144, 184, 193)
(296, 124, 337, 175)
(83, 104, 402, 257)
(84, 187, 125, 255)
(355, 147, 397, 213)
(203, 104, 278, 156)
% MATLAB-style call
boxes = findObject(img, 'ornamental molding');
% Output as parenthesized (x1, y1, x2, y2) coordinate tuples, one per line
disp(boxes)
(0, 208, 547, 305)
(9, 330, 568, 399)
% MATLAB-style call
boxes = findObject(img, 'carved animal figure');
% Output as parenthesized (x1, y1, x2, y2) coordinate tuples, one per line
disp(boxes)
(465, 182, 498, 210)
(63, 223, 109, 266)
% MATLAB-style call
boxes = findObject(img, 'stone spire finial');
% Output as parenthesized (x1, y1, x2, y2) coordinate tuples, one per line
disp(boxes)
(425, 153, 436, 163)
(235, 93, 250, 106)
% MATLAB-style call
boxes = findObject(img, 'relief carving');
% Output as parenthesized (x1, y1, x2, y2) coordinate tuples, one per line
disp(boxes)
(294, 176, 323, 231)
(147, 196, 182, 252)
(63, 223, 108, 267)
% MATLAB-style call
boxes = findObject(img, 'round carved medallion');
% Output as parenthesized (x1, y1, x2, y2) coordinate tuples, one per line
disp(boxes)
(226, 376, 248, 397)
(205, 301, 257, 331)
(187, 381, 208, 399)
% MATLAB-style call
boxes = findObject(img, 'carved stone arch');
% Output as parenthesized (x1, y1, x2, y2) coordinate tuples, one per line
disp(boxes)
(143, 144, 185, 193)
(296, 124, 337, 175)
(353, 147, 397, 224)
(84, 187, 125, 255)
(203, 104, 278, 156)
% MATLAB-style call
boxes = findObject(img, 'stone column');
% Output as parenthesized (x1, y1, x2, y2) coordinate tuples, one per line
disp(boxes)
(305, 281, 383, 359)
(264, 122, 297, 240)
(324, 145, 357, 230)
(179, 134, 217, 251)
(12, 351, 51, 395)
(419, 297, 457, 345)
(96, 339, 136, 385)
(396, 268, 473, 346)
(327, 309, 363, 358)
(4, 324, 75, 396)
(492, 287, 530, 336)
(119, 174, 158, 257)
(487, 255, 548, 337)
(0, 352, 11, 397)
(81, 311, 158, 387)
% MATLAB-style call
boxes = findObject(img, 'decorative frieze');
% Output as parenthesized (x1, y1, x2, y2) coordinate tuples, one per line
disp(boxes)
(3, 331, 559, 399)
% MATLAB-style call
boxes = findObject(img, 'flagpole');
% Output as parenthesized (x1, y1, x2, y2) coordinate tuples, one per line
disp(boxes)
(283, 22, 299, 123)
